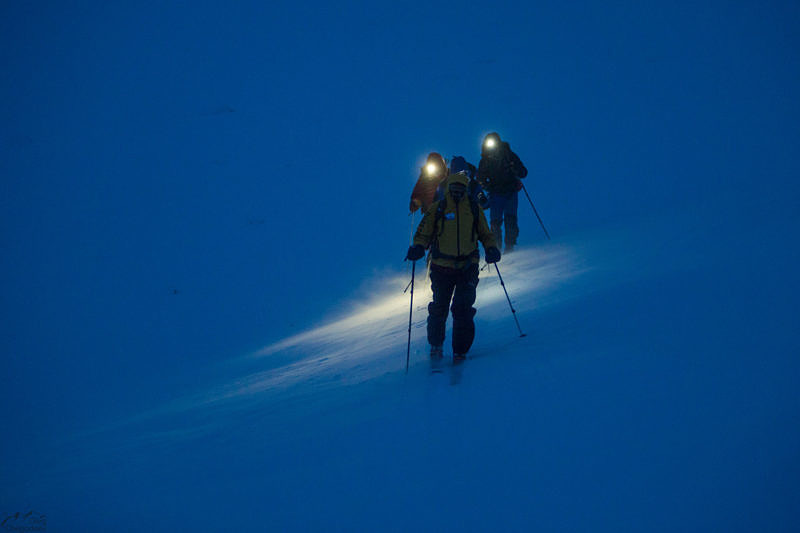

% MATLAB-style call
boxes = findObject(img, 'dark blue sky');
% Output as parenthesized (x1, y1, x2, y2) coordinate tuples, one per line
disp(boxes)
(2, 0, 799, 476)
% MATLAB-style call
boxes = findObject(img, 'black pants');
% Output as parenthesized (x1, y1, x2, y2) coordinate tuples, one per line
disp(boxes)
(489, 191, 520, 249)
(427, 263, 480, 354)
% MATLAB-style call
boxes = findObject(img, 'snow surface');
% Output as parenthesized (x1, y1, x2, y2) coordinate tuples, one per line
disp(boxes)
(4, 208, 800, 531)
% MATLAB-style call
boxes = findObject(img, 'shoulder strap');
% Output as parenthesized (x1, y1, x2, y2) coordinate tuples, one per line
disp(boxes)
(469, 196, 480, 241)
(433, 199, 447, 237)
(433, 196, 479, 240)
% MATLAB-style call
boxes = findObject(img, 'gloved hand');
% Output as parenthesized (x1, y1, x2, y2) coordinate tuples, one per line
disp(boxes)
(406, 244, 425, 261)
(514, 179, 523, 192)
(485, 246, 501, 264)
(477, 191, 489, 209)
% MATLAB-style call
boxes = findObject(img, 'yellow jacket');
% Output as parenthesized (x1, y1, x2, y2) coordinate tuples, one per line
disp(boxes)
(413, 174, 497, 270)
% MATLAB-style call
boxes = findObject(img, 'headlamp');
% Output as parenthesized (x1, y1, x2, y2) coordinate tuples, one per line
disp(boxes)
(484, 138, 496, 149)
(426, 163, 439, 176)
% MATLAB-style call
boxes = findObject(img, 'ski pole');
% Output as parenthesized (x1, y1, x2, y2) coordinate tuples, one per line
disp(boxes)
(405, 260, 416, 373)
(494, 263, 526, 337)
(520, 183, 551, 240)
(404, 250, 430, 293)
(403, 212, 416, 293)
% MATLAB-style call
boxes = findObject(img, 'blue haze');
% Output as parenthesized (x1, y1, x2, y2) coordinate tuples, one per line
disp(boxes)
(2, 1, 799, 530)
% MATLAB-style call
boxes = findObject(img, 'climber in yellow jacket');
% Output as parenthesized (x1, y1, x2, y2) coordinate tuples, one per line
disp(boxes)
(405, 171, 501, 361)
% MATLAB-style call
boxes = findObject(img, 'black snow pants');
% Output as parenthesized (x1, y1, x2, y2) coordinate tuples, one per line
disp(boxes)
(427, 263, 480, 354)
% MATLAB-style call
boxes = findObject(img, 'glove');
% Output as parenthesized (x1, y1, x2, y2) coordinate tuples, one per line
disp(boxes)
(485, 246, 501, 264)
(514, 179, 523, 192)
(477, 191, 489, 209)
(406, 244, 425, 261)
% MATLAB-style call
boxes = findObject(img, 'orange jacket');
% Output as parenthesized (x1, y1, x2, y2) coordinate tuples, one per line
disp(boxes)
(409, 173, 446, 213)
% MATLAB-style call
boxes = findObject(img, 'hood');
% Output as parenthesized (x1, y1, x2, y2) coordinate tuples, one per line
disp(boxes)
(425, 152, 447, 172)
(481, 132, 504, 157)
(449, 155, 471, 174)
(445, 171, 470, 188)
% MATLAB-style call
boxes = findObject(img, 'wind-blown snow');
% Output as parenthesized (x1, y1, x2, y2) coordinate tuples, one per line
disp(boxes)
(247, 246, 580, 385)
(125, 244, 584, 426)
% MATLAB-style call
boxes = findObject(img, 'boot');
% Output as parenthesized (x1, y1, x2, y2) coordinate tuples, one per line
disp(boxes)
(430, 345, 443, 358)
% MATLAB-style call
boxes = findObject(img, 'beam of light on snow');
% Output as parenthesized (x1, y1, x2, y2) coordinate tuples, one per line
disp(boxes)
(102, 244, 590, 443)
(85, 240, 606, 445)
(195, 244, 587, 406)
(74, 219, 703, 446)
(93, 243, 593, 447)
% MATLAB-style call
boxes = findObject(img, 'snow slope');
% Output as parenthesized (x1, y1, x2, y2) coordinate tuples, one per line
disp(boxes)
(3, 3, 799, 531)
(3, 205, 798, 531)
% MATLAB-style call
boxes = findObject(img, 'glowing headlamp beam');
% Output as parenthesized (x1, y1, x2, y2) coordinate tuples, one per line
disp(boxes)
(484, 138, 496, 149)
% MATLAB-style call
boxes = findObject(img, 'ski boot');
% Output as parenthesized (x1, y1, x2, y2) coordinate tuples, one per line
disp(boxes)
(430, 345, 445, 373)
(453, 353, 467, 364)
